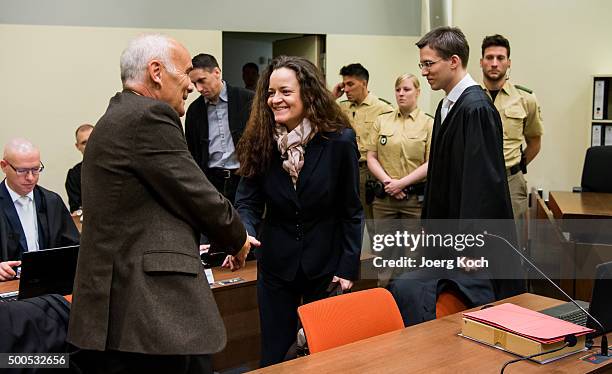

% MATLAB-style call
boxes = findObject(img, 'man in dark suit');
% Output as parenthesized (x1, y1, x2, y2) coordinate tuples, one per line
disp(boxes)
(0, 138, 79, 281)
(185, 53, 254, 204)
(67, 34, 254, 374)
(65, 123, 94, 213)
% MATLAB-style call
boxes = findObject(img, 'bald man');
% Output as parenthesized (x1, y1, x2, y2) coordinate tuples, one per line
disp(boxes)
(0, 138, 80, 281)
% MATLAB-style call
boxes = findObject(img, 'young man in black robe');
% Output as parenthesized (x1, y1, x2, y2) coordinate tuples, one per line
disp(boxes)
(388, 27, 525, 326)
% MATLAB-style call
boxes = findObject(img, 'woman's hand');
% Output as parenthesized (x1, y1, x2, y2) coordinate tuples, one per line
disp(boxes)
(222, 235, 261, 271)
(332, 276, 354, 291)
(384, 178, 407, 196)
(390, 190, 407, 200)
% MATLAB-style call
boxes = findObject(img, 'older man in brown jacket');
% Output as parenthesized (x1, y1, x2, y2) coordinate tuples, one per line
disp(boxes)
(67, 34, 256, 373)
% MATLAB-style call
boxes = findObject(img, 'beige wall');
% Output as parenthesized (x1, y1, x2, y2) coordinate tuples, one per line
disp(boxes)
(0, 24, 221, 206)
(3, 0, 612, 206)
(454, 0, 612, 194)
(326, 34, 435, 114)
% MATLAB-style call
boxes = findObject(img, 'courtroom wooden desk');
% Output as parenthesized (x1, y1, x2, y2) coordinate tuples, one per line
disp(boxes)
(250, 293, 611, 374)
(2, 258, 376, 371)
(548, 191, 612, 219)
(0, 279, 18, 294)
(0, 264, 259, 371)
(547, 191, 612, 301)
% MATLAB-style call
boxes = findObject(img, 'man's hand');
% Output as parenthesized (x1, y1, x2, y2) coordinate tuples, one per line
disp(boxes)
(222, 235, 261, 271)
(332, 276, 354, 291)
(332, 83, 344, 99)
(0, 261, 21, 281)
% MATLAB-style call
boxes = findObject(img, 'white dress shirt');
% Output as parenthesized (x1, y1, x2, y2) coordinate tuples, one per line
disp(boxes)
(441, 73, 479, 122)
(6, 184, 39, 251)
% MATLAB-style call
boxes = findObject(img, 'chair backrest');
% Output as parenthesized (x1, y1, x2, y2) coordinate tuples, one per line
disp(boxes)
(297, 288, 404, 354)
(436, 288, 469, 318)
(581, 146, 612, 192)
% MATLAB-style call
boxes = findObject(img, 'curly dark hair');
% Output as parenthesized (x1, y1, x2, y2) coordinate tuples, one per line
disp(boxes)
(237, 55, 351, 178)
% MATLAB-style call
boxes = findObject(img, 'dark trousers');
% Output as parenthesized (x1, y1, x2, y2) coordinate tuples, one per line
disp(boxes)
(69, 349, 212, 374)
(206, 168, 240, 204)
(257, 265, 333, 367)
(201, 168, 241, 247)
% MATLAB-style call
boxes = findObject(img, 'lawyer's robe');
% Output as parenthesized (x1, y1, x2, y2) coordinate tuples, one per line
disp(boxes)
(389, 85, 525, 326)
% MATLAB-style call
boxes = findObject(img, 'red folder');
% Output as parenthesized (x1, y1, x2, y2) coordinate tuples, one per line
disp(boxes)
(463, 303, 595, 344)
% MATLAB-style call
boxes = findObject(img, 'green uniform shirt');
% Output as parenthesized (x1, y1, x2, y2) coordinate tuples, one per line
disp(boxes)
(339, 93, 394, 161)
(365, 107, 433, 180)
(482, 80, 544, 168)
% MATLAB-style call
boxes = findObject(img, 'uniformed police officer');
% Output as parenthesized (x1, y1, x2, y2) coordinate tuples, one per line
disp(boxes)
(332, 63, 393, 231)
(480, 34, 543, 219)
(366, 73, 433, 219)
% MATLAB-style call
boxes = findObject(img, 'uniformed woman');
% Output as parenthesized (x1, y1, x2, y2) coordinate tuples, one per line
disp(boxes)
(365, 73, 433, 219)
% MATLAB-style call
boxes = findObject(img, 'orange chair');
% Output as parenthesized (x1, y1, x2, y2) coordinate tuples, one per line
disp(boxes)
(435, 288, 469, 318)
(297, 288, 404, 354)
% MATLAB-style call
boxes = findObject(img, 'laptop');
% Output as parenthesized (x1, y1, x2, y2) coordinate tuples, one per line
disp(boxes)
(0, 245, 79, 302)
(540, 261, 612, 338)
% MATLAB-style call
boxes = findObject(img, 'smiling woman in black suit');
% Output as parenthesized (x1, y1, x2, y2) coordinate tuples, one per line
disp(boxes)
(224, 55, 363, 367)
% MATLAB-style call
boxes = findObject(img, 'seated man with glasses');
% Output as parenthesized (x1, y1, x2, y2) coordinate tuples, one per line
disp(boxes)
(0, 138, 79, 281)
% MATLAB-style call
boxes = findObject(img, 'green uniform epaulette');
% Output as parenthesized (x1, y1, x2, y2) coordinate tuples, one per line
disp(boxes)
(378, 97, 392, 105)
(515, 84, 533, 94)
(425, 113, 434, 119)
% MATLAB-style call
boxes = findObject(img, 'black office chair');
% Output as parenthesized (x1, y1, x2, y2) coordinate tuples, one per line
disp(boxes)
(577, 146, 612, 192)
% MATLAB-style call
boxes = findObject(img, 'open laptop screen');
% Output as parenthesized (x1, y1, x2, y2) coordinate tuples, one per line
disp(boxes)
(18, 245, 79, 300)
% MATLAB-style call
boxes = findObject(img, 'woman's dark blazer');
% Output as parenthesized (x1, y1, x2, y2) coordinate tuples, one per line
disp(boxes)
(235, 128, 363, 282)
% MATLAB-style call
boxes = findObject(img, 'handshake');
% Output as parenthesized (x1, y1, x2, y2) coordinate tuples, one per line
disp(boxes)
(221, 234, 261, 271)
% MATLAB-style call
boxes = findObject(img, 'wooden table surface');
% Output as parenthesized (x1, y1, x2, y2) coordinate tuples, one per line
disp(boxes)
(0, 279, 18, 294)
(0, 256, 377, 372)
(0, 261, 258, 295)
(548, 191, 612, 219)
(250, 293, 611, 374)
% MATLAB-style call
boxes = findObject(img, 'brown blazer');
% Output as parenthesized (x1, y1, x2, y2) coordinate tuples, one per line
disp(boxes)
(67, 91, 246, 355)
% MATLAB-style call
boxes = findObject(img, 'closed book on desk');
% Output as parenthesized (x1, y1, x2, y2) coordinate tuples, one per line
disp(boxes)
(460, 303, 594, 363)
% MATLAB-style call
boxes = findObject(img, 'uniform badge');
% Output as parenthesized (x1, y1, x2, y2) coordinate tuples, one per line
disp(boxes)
(380, 136, 387, 145)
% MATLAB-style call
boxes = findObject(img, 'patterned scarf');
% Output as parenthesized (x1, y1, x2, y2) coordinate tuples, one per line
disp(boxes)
(273, 118, 316, 188)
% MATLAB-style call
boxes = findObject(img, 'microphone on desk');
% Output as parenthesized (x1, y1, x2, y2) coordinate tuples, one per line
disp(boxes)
(483, 231, 609, 359)
(499, 334, 577, 373)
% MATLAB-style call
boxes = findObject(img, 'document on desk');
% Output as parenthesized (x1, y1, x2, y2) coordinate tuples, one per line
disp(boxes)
(463, 303, 594, 344)
(205, 268, 214, 285)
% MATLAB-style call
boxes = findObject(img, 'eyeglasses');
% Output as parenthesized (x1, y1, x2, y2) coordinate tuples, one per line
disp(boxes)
(7, 161, 45, 176)
(418, 59, 444, 70)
